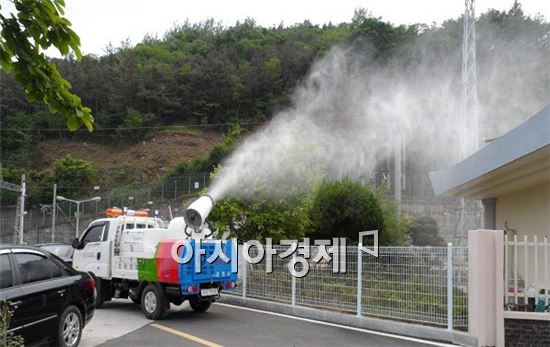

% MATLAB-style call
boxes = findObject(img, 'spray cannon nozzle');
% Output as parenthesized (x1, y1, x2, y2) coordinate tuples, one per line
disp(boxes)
(184, 194, 215, 229)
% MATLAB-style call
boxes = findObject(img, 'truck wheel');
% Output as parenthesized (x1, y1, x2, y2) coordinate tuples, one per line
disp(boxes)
(141, 284, 167, 320)
(189, 298, 211, 313)
(53, 305, 83, 347)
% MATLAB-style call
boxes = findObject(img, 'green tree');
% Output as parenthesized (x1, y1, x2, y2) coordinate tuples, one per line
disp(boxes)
(307, 180, 410, 245)
(0, 0, 92, 130)
(350, 8, 418, 59)
(53, 154, 95, 198)
(308, 179, 385, 243)
(115, 108, 155, 140)
(408, 216, 446, 246)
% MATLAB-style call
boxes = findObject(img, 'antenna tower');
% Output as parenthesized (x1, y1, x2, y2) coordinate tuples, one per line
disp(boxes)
(455, 0, 483, 246)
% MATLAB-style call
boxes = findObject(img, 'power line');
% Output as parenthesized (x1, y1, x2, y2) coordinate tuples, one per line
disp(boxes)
(0, 121, 260, 132)
(0, 114, 377, 132)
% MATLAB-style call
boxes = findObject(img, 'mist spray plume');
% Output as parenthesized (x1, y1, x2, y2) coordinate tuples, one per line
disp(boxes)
(208, 21, 549, 202)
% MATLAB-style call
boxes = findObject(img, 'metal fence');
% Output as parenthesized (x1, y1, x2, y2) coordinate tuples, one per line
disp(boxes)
(234, 244, 468, 330)
(0, 192, 481, 246)
(401, 197, 483, 244)
(0, 174, 210, 244)
(0, 171, 482, 244)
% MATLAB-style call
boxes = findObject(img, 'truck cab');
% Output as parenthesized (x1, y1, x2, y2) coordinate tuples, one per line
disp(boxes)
(73, 215, 175, 279)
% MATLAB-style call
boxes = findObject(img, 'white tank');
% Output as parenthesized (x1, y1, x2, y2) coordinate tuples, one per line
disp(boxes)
(167, 217, 188, 236)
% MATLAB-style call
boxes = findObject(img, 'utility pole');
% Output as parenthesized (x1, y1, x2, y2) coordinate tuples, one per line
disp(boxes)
(18, 174, 26, 245)
(51, 183, 57, 243)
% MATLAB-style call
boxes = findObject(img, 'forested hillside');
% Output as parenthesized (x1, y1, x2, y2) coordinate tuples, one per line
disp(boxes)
(1, 5, 548, 200)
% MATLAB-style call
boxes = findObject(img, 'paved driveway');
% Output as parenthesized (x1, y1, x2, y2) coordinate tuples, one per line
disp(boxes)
(82, 299, 456, 347)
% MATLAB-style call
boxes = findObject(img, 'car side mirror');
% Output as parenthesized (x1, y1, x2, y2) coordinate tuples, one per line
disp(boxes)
(72, 238, 82, 250)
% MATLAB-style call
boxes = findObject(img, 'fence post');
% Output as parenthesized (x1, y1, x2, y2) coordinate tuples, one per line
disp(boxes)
(447, 242, 453, 331)
(357, 244, 362, 316)
(19, 174, 26, 245)
(291, 253, 296, 306)
(51, 183, 57, 243)
(242, 243, 247, 299)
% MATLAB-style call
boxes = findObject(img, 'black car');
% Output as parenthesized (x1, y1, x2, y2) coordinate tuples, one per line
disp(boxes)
(0, 245, 96, 347)
(36, 244, 75, 266)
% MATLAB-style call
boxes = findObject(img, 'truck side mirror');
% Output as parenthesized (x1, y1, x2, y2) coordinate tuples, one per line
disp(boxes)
(72, 238, 82, 250)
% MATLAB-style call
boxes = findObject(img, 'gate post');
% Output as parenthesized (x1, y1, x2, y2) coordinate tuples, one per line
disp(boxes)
(291, 252, 296, 306)
(468, 229, 504, 346)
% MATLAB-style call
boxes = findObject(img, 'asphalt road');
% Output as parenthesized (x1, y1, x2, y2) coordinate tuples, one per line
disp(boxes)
(87, 300, 456, 347)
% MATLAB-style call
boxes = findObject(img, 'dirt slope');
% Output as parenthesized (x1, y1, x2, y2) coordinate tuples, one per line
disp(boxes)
(39, 130, 222, 183)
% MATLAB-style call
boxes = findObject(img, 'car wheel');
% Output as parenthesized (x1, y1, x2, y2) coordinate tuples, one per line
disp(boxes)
(189, 298, 211, 313)
(54, 305, 83, 347)
(141, 284, 167, 320)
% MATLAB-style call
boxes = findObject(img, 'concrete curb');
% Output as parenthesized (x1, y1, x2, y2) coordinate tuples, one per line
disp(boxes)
(219, 295, 477, 347)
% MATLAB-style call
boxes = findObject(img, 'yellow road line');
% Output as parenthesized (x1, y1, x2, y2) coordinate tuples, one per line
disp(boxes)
(150, 323, 224, 347)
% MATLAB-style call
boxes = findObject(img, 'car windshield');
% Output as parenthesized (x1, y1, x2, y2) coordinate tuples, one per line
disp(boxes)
(40, 245, 73, 258)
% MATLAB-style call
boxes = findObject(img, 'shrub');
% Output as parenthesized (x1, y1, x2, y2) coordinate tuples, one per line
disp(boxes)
(308, 179, 384, 243)
(408, 216, 446, 246)
(1, 301, 24, 346)
(307, 180, 411, 246)
(168, 124, 242, 178)
(376, 191, 411, 246)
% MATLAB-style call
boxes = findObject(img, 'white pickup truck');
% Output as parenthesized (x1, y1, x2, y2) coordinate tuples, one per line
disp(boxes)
(71, 207, 237, 319)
